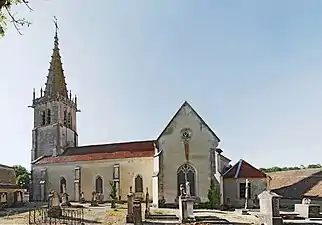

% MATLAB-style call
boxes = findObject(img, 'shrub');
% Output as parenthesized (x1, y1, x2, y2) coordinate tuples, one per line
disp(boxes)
(207, 183, 220, 209)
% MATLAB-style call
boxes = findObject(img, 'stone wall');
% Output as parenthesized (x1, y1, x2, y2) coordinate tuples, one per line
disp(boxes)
(223, 177, 266, 208)
(158, 103, 219, 204)
(32, 156, 153, 202)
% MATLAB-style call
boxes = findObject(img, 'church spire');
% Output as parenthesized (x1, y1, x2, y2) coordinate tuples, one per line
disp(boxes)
(44, 17, 68, 98)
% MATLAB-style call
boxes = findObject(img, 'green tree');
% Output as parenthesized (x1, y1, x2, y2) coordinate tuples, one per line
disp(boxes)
(0, 0, 32, 37)
(13, 165, 30, 189)
(207, 183, 220, 209)
(16, 173, 30, 189)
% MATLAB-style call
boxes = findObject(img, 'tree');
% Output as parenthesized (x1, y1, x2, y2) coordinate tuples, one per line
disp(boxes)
(16, 173, 30, 189)
(0, 0, 32, 37)
(260, 164, 322, 173)
(13, 165, 30, 189)
(109, 180, 117, 209)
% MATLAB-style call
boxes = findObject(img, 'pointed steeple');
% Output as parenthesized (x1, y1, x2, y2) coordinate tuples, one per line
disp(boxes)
(44, 17, 68, 98)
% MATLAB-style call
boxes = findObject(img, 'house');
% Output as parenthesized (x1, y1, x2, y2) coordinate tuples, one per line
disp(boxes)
(268, 168, 322, 208)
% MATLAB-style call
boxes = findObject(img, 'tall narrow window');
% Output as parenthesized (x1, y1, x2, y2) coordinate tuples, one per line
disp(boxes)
(113, 164, 120, 180)
(63, 110, 67, 126)
(67, 112, 72, 128)
(135, 175, 143, 193)
(60, 177, 66, 194)
(239, 183, 251, 199)
(177, 163, 196, 196)
(47, 109, 51, 124)
(95, 176, 103, 193)
(41, 111, 46, 126)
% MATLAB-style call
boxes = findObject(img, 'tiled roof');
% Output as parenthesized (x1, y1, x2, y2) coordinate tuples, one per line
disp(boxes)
(268, 168, 322, 199)
(0, 167, 16, 185)
(223, 159, 266, 179)
(33, 140, 155, 165)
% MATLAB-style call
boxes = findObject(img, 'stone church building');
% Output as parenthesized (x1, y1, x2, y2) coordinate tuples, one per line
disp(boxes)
(30, 27, 267, 208)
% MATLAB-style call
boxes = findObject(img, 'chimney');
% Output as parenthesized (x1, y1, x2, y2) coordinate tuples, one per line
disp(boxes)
(215, 148, 223, 174)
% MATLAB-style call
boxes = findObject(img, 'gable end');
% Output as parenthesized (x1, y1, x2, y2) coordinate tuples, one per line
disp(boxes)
(156, 101, 220, 142)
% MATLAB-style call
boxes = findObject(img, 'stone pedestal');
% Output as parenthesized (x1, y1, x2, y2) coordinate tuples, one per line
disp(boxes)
(179, 196, 195, 223)
(258, 191, 283, 225)
(295, 203, 320, 218)
(133, 199, 142, 225)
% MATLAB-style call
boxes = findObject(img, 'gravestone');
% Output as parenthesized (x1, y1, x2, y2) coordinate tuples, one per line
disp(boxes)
(80, 192, 85, 203)
(91, 191, 98, 206)
(61, 193, 71, 206)
(126, 186, 134, 223)
(145, 187, 150, 219)
(133, 198, 142, 225)
(61, 184, 71, 207)
(258, 190, 283, 225)
(97, 193, 104, 204)
(48, 191, 62, 217)
(295, 198, 320, 218)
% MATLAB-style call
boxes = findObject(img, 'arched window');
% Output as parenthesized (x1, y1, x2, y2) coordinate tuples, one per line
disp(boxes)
(67, 112, 72, 128)
(135, 175, 143, 193)
(60, 177, 66, 194)
(63, 110, 67, 126)
(177, 164, 196, 196)
(47, 109, 51, 124)
(41, 111, 46, 126)
(95, 176, 103, 193)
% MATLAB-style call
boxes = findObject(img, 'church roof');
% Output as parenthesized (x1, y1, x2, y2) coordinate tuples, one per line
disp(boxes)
(156, 101, 220, 142)
(32, 140, 155, 165)
(223, 159, 266, 179)
(44, 22, 68, 98)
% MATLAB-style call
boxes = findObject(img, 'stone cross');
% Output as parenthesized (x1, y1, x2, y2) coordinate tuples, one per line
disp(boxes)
(145, 187, 150, 219)
(126, 187, 134, 223)
(244, 179, 250, 209)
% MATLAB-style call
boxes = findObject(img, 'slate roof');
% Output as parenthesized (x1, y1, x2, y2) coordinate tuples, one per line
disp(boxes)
(268, 168, 322, 199)
(223, 159, 266, 179)
(33, 140, 155, 165)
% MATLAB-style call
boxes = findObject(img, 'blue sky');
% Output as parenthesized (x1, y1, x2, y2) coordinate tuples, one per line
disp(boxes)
(1, 0, 322, 170)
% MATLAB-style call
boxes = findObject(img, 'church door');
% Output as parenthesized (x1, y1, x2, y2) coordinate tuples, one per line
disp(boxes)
(177, 164, 196, 196)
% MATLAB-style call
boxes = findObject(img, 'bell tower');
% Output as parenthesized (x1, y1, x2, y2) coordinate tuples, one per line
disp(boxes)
(30, 18, 80, 162)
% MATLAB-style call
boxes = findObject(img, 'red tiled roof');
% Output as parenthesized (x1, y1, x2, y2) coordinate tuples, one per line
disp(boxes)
(33, 140, 155, 165)
(223, 159, 266, 179)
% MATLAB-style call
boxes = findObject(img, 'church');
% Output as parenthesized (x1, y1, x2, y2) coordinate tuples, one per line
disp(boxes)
(30, 26, 267, 208)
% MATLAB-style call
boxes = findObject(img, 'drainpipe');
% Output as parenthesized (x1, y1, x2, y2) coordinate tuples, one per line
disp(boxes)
(215, 148, 224, 205)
